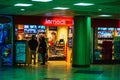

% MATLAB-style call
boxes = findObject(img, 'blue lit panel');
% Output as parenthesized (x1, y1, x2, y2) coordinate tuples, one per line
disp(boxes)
(1, 44, 12, 66)
(0, 16, 13, 66)
(15, 41, 26, 64)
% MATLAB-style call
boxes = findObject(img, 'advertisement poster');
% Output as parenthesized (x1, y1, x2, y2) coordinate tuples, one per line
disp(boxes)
(15, 41, 26, 64)
(0, 15, 13, 66)
(1, 44, 13, 66)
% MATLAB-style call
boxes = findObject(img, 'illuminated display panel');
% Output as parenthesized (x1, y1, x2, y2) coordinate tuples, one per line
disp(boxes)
(116, 28, 120, 35)
(0, 16, 13, 66)
(98, 27, 114, 38)
(24, 25, 29, 28)
(23, 25, 46, 34)
(15, 41, 26, 64)
(1, 44, 13, 66)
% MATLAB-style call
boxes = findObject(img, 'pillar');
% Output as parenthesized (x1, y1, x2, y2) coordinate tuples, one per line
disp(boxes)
(72, 16, 91, 67)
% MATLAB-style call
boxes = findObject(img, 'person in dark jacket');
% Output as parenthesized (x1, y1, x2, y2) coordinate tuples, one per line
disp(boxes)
(28, 35, 38, 64)
(38, 36, 47, 65)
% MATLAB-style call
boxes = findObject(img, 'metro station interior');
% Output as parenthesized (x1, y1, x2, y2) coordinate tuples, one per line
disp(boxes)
(0, 0, 120, 80)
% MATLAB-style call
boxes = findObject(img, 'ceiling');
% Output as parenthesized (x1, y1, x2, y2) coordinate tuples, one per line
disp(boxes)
(0, 0, 120, 19)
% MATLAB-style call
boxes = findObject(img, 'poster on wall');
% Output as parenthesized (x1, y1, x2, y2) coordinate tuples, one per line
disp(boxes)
(48, 31, 57, 56)
(0, 16, 13, 66)
(15, 41, 26, 64)
(1, 44, 13, 66)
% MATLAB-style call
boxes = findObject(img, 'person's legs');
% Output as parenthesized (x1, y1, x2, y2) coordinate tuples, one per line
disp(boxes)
(38, 53, 42, 62)
(30, 50, 33, 64)
(33, 53, 36, 64)
(31, 50, 36, 64)
(41, 53, 45, 65)
(45, 53, 48, 62)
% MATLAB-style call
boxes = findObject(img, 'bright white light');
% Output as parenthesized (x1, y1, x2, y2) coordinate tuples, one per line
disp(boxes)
(98, 15, 112, 17)
(74, 3, 94, 6)
(53, 7, 69, 10)
(32, 0, 52, 2)
(98, 9, 102, 11)
(21, 9, 25, 11)
(14, 3, 32, 7)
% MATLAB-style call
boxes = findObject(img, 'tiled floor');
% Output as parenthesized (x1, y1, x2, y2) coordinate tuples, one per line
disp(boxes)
(0, 61, 120, 80)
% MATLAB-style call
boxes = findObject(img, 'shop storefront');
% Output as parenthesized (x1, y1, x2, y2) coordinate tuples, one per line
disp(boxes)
(92, 19, 120, 64)
(14, 16, 73, 65)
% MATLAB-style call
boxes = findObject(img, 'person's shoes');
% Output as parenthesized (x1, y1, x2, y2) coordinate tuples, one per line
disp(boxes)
(41, 63, 45, 65)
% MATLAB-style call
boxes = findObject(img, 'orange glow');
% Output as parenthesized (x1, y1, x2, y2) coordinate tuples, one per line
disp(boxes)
(18, 34, 24, 40)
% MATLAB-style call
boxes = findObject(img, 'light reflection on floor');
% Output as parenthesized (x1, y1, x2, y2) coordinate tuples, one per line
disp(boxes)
(0, 61, 120, 80)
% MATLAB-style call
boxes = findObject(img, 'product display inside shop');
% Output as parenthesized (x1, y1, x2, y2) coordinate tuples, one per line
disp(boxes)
(48, 38, 65, 60)
(47, 27, 67, 60)
(94, 27, 120, 62)
(15, 25, 46, 40)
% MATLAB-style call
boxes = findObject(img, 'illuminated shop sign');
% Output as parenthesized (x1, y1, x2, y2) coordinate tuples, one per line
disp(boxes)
(43, 17, 73, 26)
(45, 19, 65, 25)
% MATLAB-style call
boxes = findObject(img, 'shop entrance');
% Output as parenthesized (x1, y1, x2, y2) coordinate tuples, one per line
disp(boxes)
(42, 17, 73, 62)
(47, 26, 72, 61)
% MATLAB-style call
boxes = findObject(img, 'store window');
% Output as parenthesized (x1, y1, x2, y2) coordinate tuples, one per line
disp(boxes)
(94, 27, 120, 62)
(15, 24, 46, 40)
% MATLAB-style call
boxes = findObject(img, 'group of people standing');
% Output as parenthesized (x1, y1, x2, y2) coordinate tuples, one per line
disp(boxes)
(28, 34, 47, 65)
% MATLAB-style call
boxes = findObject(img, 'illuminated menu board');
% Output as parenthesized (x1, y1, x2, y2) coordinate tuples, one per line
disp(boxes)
(24, 25, 46, 33)
(15, 41, 26, 64)
(98, 27, 114, 38)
